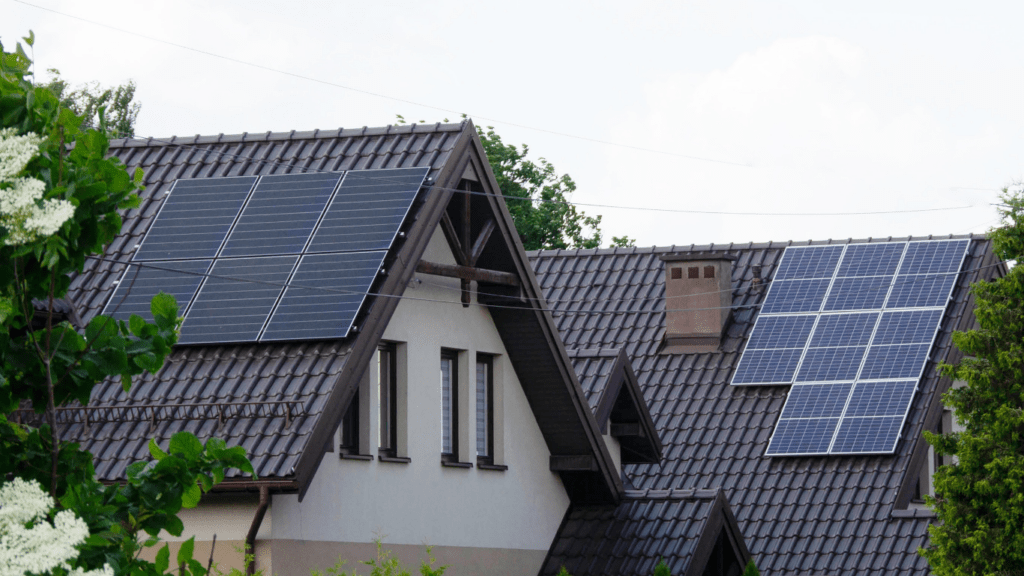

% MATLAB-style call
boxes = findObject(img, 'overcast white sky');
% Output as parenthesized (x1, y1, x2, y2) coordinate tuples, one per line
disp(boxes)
(4, 0, 1021, 247)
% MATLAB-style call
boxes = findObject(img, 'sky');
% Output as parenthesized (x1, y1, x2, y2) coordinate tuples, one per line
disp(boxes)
(3, 0, 1022, 247)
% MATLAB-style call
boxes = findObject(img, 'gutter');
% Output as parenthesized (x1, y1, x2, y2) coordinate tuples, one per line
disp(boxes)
(245, 485, 270, 576)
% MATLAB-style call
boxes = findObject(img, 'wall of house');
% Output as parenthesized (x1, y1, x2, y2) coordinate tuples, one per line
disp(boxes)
(269, 227, 571, 576)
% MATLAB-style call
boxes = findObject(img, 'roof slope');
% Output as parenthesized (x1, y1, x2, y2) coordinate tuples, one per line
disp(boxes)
(543, 489, 748, 576)
(529, 236, 1002, 575)
(60, 123, 467, 482)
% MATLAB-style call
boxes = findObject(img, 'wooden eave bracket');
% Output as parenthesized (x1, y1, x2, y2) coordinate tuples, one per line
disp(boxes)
(416, 260, 519, 287)
(550, 454, 599, 472)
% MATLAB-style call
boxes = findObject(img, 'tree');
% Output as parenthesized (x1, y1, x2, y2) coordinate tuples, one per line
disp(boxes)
(921, 185, 1024, 575)
(1, 34, 251, 576)
(396, 115, 635, 250)
(39, 68, 140, 139)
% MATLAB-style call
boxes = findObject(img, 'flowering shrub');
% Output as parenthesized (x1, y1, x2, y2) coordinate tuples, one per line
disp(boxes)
(0, 478, 111, 576)
(0, 128, 75, 245)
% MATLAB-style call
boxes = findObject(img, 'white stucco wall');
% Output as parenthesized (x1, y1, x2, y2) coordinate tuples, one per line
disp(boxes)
(271, 227, 570, 552)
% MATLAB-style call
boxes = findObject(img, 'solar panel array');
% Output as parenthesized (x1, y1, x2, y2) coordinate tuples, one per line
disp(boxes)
(730, 239, 969, 456)
(103, 168, 429, 344)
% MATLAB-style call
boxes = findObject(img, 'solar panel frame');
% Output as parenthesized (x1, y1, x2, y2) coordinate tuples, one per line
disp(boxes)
(101, 259, 213, 323)
(772, 245, 844, 280)
(749, 239, 971, 456)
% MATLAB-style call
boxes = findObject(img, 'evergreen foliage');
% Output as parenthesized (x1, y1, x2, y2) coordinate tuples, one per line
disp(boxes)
(921, 186, 1024, 574)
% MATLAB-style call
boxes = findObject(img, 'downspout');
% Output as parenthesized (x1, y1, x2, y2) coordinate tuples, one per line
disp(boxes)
(245, 486, 270, 576)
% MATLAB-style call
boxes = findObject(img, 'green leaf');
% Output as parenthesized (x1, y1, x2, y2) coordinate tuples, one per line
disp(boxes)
(164, 514, 184, 537)
(155, 544, 170, 573)
(129, 314, 146, 336)
(181, 482, 201, 509)
(177, 536, 195, 567)
(22, 30, 34, 47)
(150, 292, 179, 328)
(168, 431, 203, 460)
(148, 438, 168, 460)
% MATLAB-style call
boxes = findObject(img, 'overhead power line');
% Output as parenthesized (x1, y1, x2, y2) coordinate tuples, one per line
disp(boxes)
(120, 134, 982, 217)
(14, 0, 749, 167)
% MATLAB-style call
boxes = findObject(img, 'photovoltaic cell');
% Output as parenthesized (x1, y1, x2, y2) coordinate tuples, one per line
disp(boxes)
(886, 274, 957, 309)
(731, 348, 803, 385)
(773, 245, 843, 280)
(859, 344, 930, 380)
(760, 279, 830, 314)
(844, 381, 916, 417)
(103, 260, 211, 323)
(765, 418, 839, 455)
(872, 310, 943, 345)
(745, 315, 816, 350)
(822, 276, 890, 311)
(830, 416, 904, 454)
(780, 383, 853, 419)
(307, 167, 428, 253)
(836, 243, 905, 277)
(796, 347, 866, 382)
(134, 177, 256, 261)
(220, 172, 342, 257)
(808, 313, 878, 347)
(260, 251, 387, 341)
(178, 256, 297, 345)
(898, 240, 970, 275)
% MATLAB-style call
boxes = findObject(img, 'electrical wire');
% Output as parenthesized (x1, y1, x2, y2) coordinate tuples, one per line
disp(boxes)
(12, 0, 750, 167)
(122, 134, 983, 217)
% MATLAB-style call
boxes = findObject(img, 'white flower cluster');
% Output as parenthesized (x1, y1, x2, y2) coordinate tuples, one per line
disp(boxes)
(0, 478, 112, 576)
(0, 128, 76, 246)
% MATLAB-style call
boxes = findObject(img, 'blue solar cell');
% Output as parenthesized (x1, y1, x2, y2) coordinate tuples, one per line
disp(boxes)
(780, 383, 853, 419)
(808, 313, 878, 347)
(822, 276, 890, 311)
(844, 381, 916, 417)
(836, 243, 905, 277)
(761, 279, 830, 314)
(220, 172, 342, 257)
(306, 168, 427, 253)
(731, 348, 803, 385)
(103, 260, 211, 323)
(135, 177, 256, 261)
(179, 256, 297, 345)
(746, 315, 817, 350)
(774, 246, 843, 280)
(261, 251, 387, 341)
(796, 346, 866, 382)
(898, 240, 969, 275)
(886, 274, 957, 309)
(765, 418, 839, 455)
(873, 310, 943, 345)
(859, 344, 930, 380)
(830, 416, 903, 453)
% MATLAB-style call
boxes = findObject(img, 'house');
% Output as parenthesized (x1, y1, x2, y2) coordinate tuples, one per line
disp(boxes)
(529, 237, 1004, 575)
(45, 121, 750, 576)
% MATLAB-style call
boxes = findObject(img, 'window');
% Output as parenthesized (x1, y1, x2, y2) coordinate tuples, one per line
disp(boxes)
(476, 355, 494, 463)
(441, 350, 458, 459)
(339, 389, 360, 455)
(378, 343, 398, 456)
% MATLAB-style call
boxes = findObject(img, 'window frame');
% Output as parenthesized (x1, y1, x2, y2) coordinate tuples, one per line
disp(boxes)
(339, 388, 361, 456)
(378, 342, 398, 457)
(476, 354, 495, 465)
(440, 349, 460, 462)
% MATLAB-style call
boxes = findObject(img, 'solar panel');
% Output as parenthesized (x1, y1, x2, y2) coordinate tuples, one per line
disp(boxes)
(760, 279, 831, 314)
(773, 245, 843, 280)
(740, 239, 971, 456)
(134, 177, 257, 261)
(260, 251, 387, 341)
(307, 167, 428, 253)
(178, 256, 297, 345)
(103, 260, 211, 323)
(220, 172, 342, 257)
(102, 168, 431, 345)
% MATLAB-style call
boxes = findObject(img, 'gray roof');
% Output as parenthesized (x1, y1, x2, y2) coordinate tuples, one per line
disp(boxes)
(530, 236, 1003, 575)
(61, 123, 467, 481)
(542, 489, 740, 576)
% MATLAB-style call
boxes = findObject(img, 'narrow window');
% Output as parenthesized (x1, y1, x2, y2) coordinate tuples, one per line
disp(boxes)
(441, 350, 458, 458)
(378, 343, 398, 455)
(339, 389, 359, 454)
(476, 355, 494, 462)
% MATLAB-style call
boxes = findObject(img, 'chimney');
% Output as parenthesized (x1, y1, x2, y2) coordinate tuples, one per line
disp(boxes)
(659, 253, 737, 353)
